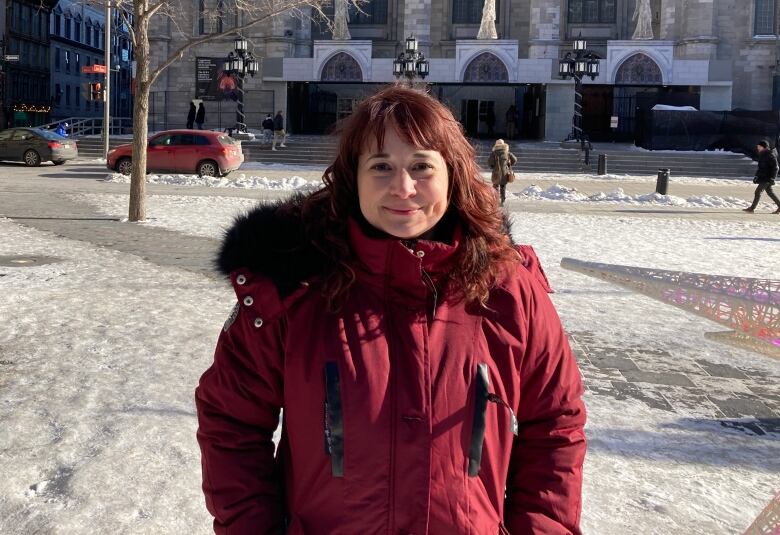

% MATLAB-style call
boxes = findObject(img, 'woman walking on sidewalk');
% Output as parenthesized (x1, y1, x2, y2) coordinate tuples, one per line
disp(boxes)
(743, 140, 780, 214)
(488, 138, 517, 205)
(196, 86, 586, 534)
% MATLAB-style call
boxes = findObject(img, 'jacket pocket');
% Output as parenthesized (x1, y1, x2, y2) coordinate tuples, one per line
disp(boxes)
(468, 363, 490, 477)
(324, 362, 344, 477)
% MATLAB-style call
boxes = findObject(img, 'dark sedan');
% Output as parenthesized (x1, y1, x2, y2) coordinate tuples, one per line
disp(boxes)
(0, 128, 78, 166)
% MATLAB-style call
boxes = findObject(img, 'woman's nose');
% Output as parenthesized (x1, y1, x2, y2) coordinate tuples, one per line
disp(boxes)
(390, 170, 416, 198)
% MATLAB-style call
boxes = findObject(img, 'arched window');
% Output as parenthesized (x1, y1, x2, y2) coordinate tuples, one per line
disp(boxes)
(754, 0, 776, 35)
(321, 53, 362, 82)
(615, 53, 662, 85)
(463, 52, 508, 82)
(568, 0, 616, 23)
(199, 0, 238, 35)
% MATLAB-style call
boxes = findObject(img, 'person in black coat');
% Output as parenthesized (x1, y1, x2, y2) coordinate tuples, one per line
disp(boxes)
(187, 102, 196, 129)
(196, 102, 206, 130)
(272, 110, 287, 150)
(743, 140, 780, 214)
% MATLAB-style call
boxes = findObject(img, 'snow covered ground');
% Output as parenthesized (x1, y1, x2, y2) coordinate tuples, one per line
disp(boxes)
(1, 170, 779, 534)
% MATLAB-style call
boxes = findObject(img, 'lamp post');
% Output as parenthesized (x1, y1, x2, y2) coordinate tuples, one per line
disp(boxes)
(224, 36, 260, 140)
(558, 34, 600, 144)
(392, 36, 430, 86)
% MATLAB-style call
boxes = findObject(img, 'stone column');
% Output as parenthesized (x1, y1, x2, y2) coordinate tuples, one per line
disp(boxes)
(678, 0, 717, 59)
(403, 0, 432, 55)
(528, 0, 562, 59)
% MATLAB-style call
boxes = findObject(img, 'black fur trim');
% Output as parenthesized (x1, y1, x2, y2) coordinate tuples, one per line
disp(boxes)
(215, 193, 326, 297)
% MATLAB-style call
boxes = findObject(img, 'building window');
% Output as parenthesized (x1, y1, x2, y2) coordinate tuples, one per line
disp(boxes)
(55, 47, 61, 70)
(54, 13, 62, 36)
(320, 52, 363, 81)
(65, 50, 70, 72)
(463, 52, 509, 82)
(348, 0, 387, 24)
(615, 53, 663, 85)
(75, 52, 80, 72)
(75, 19, 81, 42)
(199, 0, 237, 34)
(95, 27, 101, 48)
(85, 22, 92, 46)
(75, 87, 80, 109)
(453, 0, 499, 24)
(55, 83, 61, 105)
(755, 0, 776, 35)
(568, 0, 616, 23)
(66, 85, 71, 105)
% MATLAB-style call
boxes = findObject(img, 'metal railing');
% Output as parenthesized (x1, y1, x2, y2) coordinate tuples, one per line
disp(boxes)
(37, 117, 133, 137)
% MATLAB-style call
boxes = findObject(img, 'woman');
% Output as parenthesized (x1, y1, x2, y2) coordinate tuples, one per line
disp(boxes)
(196, 86, 586, 534)
(488, 139, 517, 206)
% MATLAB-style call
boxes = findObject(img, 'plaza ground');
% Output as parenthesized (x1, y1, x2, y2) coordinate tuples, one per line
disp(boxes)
(0, 160, 778, 534)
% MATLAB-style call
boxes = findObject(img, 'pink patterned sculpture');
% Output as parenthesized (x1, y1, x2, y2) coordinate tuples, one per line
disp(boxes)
(560, 258, 780, 358)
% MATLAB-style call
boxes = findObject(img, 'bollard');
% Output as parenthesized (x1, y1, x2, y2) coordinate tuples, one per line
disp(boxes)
(597, 154, 607, 175)
(656, 168, 670, 195)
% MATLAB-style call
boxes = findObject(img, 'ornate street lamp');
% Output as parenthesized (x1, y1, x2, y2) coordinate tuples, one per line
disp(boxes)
(225, 35, 260, 139)
(393, 35, 429, 86)
(558, 34, 600, 144)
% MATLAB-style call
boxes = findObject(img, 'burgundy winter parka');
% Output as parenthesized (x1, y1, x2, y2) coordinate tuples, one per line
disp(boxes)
(196, 196, 587, 534)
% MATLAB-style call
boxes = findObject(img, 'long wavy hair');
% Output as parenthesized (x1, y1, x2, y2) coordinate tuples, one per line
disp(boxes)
(302, 85, 519, 308)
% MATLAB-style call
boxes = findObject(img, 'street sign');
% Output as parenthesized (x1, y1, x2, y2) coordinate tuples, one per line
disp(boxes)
(4, 54, 19, 62)
(81, 64, 107, 74)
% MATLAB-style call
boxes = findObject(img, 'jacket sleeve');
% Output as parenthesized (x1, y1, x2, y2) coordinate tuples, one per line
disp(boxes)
(509, 152, 518, 166)
(196, 304, 286, 534)
(488, 152, 496, 169)
(504, 271, 587, 535)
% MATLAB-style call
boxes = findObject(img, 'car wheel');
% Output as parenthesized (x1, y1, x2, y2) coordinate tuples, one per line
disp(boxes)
(116, 158, 132, 175)
(23, 150, 41, 167)
(53, 160, 66, 166)
(197, 160, 219, 177)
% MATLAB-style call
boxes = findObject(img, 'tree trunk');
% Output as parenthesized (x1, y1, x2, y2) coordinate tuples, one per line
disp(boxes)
(128, 3, 151, 222)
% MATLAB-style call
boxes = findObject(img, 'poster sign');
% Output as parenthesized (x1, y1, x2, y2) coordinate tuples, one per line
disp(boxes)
(196, 57, 238, 101)
(610, 115, 619, 128)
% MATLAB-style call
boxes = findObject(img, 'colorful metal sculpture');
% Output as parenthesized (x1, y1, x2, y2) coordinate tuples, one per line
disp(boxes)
(560, 258, 780, 358)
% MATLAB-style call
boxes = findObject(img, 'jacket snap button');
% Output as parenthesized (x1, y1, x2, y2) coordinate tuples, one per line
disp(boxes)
(243, 296, 254, 306)
(254, 317, 263, 328)
(416, 250, 425, 258)
(236, 274, 247, 285)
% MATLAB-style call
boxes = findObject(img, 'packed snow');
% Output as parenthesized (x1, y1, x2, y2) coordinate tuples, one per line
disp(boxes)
(1, 171, 779, 534)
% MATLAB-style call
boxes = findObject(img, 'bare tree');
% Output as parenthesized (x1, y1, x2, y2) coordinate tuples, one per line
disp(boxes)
(103, 0, 342, 221)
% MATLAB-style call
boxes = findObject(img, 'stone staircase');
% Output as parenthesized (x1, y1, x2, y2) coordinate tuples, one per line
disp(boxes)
(77, 134, 758, 180)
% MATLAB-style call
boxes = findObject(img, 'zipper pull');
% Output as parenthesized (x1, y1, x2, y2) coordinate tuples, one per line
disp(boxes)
(487, 393, 519, 436)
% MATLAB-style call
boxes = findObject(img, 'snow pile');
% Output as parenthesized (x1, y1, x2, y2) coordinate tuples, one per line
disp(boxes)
(104, 172, 321, 191)
(518, 184, 750, 208)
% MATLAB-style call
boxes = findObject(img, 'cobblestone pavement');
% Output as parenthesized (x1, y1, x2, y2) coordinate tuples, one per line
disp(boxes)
(2, 161, 779, 430)
(569, 330, 780, 436)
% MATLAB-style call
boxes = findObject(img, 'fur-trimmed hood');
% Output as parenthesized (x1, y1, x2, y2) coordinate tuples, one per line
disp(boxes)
(216, 192, 522, 297)
(216, 193, 328, 298)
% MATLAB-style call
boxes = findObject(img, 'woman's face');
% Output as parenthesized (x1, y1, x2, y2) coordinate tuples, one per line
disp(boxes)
(357, 126, 449, 240)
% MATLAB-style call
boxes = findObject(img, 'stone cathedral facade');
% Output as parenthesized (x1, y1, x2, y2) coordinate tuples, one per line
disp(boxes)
(149, 0, 779, 142)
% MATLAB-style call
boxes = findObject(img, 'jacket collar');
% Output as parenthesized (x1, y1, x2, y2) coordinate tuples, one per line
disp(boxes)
(347, 217, 461, 304)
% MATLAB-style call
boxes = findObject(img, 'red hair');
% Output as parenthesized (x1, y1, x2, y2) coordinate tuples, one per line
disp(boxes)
(303, 84, 519, 307)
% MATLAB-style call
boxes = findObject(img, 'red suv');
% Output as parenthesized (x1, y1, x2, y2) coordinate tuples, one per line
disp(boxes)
(107, 130, 244, 176)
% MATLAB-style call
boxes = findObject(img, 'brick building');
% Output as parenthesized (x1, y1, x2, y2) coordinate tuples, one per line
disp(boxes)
(149, 0, 780, 141)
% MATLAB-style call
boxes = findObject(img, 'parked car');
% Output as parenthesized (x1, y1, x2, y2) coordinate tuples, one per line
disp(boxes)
(0, 128, 78, 166)
(107, 130, 244, 177)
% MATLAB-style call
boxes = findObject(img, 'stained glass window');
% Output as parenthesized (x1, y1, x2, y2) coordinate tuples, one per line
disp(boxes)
(463, 53, 509, 83)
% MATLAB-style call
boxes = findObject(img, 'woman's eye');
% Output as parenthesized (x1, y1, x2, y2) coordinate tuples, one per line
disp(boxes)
(413, 163, 434, 171)
(371, 163, 391, 171)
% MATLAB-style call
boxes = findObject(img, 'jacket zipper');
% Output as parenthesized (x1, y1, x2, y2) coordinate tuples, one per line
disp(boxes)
(324, 362, 344, 477)
(421, 269, 438, 323)
(487, 393, 519, 436)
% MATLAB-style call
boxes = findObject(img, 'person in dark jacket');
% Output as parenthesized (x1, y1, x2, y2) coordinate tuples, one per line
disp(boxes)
(272, 110, 287, 150)
(196, 86, 586, 535)
(487, 138, 517, 205)
(195, 102, 206, 130)
(187, 102, 197, 129)
(743, 140, 780, 213)
(261, 113, 274, 143)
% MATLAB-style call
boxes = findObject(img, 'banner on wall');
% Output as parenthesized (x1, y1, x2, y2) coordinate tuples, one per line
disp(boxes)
(196, 57, 238, 101)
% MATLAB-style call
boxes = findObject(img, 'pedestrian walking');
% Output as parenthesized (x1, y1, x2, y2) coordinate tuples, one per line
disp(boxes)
(272, 110, 287, 150)
(488, 138, 517, 205)
(196, 86, 586, 534)
(743, 140, 780, 214)
(505, 105, 517, 139)
(187, 102, 196, 129)
(261, 113, 274, 143)
(195, 102, 206, 130)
